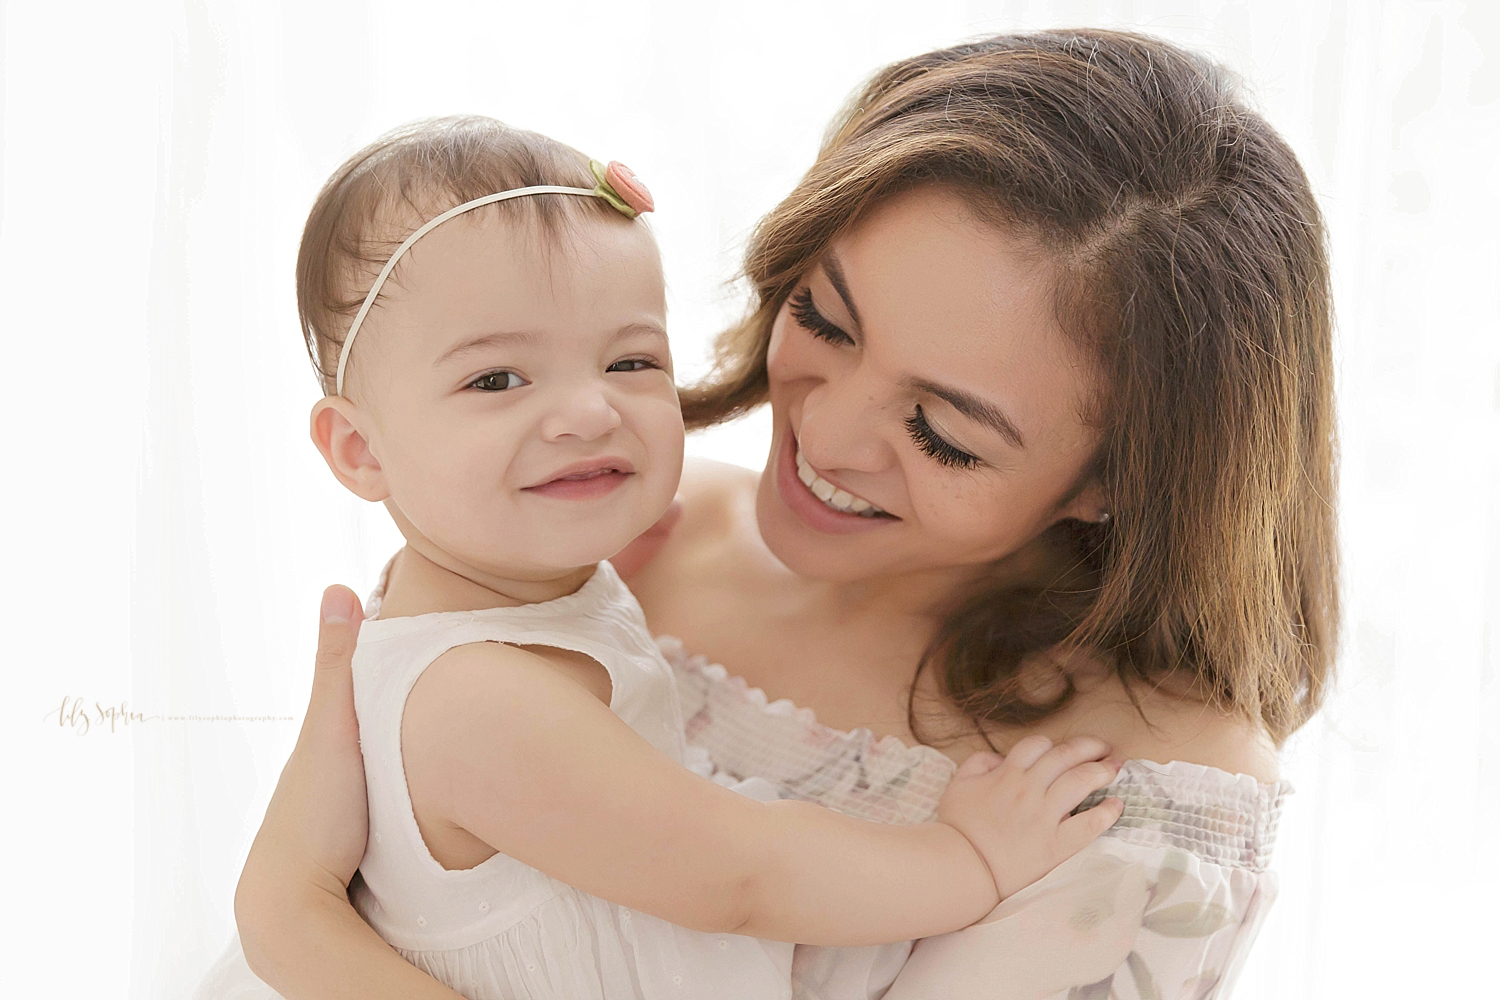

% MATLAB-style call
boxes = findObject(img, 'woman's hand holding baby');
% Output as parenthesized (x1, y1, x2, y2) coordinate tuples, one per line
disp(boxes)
(235, 587, 465, 1000)
(938, 736, 1124, 902)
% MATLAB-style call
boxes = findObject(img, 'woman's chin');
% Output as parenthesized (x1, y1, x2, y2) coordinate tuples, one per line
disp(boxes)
(753, 467, 905, 583)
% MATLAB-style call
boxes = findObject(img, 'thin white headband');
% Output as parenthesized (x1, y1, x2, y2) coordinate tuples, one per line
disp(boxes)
(333, 184, 599, 396)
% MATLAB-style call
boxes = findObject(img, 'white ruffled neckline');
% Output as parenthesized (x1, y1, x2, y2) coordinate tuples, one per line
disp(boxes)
(657, 635, 957, 776)
(657, 635, 1288, 794)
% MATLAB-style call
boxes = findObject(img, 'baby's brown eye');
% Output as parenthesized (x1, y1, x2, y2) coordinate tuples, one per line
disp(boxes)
(469, 371, 527, 392)
(607, 358, 661, 373)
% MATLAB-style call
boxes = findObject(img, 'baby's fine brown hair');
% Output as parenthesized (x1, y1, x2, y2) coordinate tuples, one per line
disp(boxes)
(297, 116, 620, 393)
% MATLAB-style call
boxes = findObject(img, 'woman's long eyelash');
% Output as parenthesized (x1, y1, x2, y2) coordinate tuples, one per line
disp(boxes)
(905, 406, 981, 469)
(788, 288, 854, 345)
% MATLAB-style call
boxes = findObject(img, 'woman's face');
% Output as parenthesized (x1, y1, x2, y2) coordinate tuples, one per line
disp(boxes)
(756, 186, 1106, 585)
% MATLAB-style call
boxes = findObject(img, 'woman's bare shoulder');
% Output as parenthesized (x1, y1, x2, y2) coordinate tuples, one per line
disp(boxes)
(679, 457, 759, 508)
(993, 669, 1281, 784)
(1121, 705, 1281, 784)
(625, 458, 759, 598)
(1086, 682, 1280, 783)
(665, 458, 760, 552)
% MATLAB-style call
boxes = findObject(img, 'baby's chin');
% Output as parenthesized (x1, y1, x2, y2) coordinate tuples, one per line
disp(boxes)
(466, 524, 661, 581)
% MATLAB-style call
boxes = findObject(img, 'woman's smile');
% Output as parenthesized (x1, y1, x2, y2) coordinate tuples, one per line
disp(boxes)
(774, 428, 898, 534)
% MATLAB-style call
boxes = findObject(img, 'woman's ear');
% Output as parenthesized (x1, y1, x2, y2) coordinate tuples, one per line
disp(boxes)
(1054, 480, 1110, 526)
(309, 397, 389, 502)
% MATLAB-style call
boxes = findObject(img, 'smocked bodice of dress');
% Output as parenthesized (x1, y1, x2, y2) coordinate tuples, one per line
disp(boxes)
(659, 637, 1291, 1000)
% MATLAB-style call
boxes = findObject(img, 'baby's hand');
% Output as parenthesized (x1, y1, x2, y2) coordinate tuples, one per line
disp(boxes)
(938, 736, 1124, 901)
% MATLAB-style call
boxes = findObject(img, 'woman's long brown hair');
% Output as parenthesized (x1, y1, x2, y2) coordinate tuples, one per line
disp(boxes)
(680, 30, 1338, 746)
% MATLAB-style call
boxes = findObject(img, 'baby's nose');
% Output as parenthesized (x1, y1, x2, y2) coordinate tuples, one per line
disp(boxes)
(539, 382, 623, 442)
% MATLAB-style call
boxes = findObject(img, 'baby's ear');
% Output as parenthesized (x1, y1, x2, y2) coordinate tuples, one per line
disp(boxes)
(309, 397, 389, 502)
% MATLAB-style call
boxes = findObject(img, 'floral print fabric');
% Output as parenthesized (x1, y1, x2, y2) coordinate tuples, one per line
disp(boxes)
(663, 639, 1290, 1000)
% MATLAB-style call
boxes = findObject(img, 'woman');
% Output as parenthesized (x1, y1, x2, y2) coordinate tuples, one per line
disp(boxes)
(229, 28, 1334, 1000)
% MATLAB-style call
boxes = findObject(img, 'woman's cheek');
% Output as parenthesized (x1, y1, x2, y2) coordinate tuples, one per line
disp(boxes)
(764, 310, 809, 386)
(916, 479, 1023, 560)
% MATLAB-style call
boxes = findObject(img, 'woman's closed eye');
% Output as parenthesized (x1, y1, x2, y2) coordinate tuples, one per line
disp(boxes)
(468, 370, 528, 392)
(905, 406, 981, 469)
(789, 288, 854, 346)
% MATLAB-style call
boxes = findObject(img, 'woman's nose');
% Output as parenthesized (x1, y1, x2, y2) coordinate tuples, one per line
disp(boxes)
(539, 381, 623, 442)
(797, 373, 890, 474)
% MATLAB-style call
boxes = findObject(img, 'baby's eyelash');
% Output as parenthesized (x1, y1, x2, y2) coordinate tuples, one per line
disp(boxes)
(905, 406, 981, 469)
(467, 370, 527, 392)
(607, 357, 664, 373)
(788, 288, 854, 346)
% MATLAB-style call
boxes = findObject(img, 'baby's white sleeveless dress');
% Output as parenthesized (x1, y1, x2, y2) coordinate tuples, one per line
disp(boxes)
(348, 559, 792, 1000)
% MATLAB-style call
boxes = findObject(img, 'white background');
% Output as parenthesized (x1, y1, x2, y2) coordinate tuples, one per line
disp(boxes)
(2, 1, 1496, 997)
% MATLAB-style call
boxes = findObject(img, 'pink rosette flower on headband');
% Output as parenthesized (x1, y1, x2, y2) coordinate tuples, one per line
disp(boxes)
(590, 159, 654, 217)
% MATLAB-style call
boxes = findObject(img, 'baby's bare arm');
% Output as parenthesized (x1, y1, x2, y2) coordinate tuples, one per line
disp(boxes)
(404, 642, 1078, 946)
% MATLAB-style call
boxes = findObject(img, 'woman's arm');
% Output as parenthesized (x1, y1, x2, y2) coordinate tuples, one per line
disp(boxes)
(404, 640, 1123, 947)
(234, 587, 462, 1000)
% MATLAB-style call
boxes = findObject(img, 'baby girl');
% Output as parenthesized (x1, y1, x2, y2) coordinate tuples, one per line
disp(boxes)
(280, 115, 1122, 1000)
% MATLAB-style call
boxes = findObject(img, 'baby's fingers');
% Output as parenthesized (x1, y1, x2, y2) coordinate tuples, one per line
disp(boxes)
(1057, 796, 1125, 856)
(1044, 757, 1122, 817)
(955, 750, 1005, 780)
(1029, 735, 1112, 785)
(1002, 734, 1055, 770)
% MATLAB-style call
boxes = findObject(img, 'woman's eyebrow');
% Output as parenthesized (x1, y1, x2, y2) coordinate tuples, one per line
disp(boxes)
(821, 253, 863, 329)
(906, 376, 1027, 449)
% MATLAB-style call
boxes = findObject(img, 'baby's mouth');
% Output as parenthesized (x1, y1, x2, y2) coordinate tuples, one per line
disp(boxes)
(794, 446, 888, 517)
(523, 458, 635, 498)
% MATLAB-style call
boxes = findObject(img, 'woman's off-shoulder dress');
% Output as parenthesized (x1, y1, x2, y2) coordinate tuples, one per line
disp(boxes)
(662, 637, 1289, 1000)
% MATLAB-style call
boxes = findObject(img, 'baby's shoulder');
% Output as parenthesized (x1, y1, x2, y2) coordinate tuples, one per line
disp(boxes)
(408, 641, 613, 725)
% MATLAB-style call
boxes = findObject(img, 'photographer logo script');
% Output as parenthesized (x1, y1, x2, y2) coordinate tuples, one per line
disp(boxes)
(45, 696, 293, 735)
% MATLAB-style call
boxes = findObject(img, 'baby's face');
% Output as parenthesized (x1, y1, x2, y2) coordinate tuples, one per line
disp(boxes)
(341, 209, 682, 580)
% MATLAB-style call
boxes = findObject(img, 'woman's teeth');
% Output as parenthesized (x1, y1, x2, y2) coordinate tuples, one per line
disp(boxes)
(795, 447, 886, 517)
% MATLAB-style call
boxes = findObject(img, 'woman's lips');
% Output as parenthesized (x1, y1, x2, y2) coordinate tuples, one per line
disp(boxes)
(524, 460, 634, 500)
(774, 431, 897, 535)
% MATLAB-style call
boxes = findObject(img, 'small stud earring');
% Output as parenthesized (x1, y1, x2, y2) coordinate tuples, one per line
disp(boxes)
(1096, 512, 1112, 523)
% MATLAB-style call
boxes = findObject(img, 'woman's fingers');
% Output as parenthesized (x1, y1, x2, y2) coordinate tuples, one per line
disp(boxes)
(259, 585, 370, 885)
(237, 585, 370, 959)
(307, 585, 362, 726)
